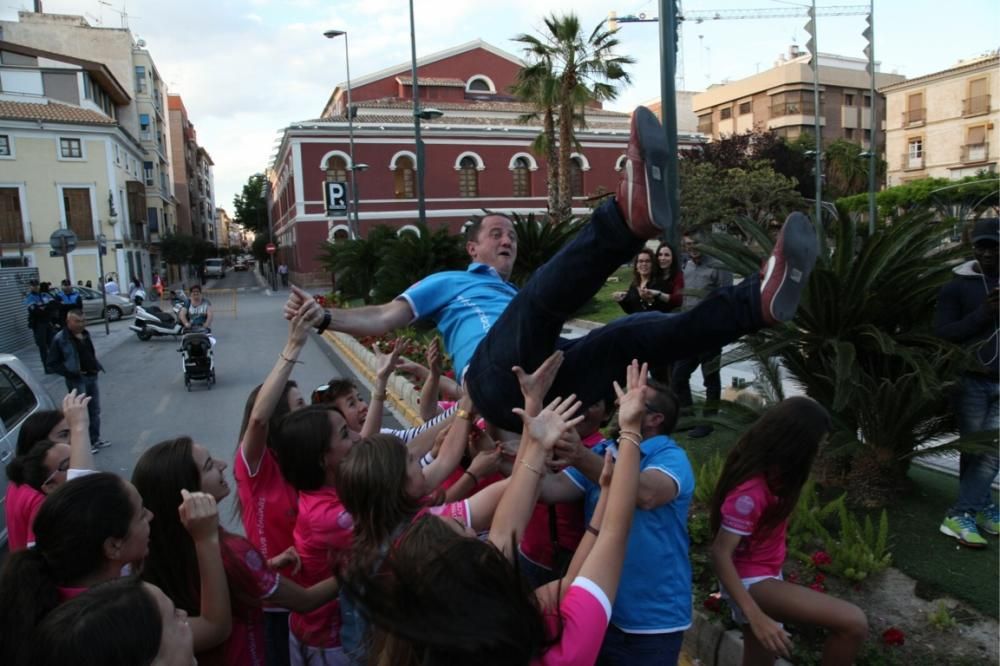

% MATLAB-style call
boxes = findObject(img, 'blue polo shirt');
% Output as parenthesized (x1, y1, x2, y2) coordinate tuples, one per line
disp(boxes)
(399, 263, 518, 378)
(564, 435, 694, 633)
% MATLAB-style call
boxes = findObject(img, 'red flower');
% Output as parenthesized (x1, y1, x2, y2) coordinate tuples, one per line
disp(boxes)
(809, 582, 825, 593)
(881, 628, 905, 647)
(813, 572, 826, 584)
(811, 551, 832, 567)
(702, 595, 722, 613)
(787, 571, 799, 584)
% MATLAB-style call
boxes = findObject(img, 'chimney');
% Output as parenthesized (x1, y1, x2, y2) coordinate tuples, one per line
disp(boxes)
(789, 44, 801, 58)
(33, 0, 43, 12)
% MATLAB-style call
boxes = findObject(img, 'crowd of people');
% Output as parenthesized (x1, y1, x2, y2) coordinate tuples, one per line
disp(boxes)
(8, 106, 991, 666)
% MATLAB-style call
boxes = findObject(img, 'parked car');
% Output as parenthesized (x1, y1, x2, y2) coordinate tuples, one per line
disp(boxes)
(0, 354, 58, 546)
(48, 286, 135, 322)
(204, 258, 226, 279)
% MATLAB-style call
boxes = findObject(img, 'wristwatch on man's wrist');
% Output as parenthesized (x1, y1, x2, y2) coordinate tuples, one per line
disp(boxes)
(315, 310, 332, 334)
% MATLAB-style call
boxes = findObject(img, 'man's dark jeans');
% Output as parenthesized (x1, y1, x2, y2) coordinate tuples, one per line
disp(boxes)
(466, 198, 765, 432)
(949, 374, 999, 516)
(65, 374, 101, 442)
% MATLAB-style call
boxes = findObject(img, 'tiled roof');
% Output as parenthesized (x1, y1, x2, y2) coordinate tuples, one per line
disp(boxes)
(0, 100, 116, 126)
(351, 113, 630, 131)
(355, 97, 631, 119)
(395, 76, 467, 87)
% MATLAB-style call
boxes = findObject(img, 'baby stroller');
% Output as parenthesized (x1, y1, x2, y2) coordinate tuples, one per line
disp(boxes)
(179, 328, 215, 390)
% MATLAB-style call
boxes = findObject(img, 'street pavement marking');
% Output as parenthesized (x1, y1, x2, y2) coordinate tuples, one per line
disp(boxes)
(154, 393, 171, 415)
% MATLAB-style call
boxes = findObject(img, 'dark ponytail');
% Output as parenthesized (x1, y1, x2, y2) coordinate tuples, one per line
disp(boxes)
(15, 410, 64, 456)
(6, 439, 59, 489)
(0, 472, 134, 664)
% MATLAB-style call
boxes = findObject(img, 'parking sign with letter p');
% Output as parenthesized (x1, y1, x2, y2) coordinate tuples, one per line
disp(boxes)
(325, 181, 348, 214)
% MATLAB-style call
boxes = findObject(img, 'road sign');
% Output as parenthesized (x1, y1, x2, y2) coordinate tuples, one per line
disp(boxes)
(325, 181, 348, 214)
(49, 228, 78, 254)
(265, 242, 277, 255)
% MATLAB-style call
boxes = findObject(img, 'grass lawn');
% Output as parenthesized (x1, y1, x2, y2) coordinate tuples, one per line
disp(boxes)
(572, 266, 633, 324)
(673, 417, 999, 619)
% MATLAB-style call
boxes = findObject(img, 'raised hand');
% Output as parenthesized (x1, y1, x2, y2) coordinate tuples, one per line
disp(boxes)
(425, 337, 443, 377)
(62, 389, 91, 431)
(283, 286, 316, 322)
(178, 489, 220, 543)
(613, 359, 649, 427)
(468, 447, 502, 479)
(289, 298, 319, 345)
(513, 394, 585, 451)
(374, 338, 403, 382)
(512, 350, 564, 415)
(552, 426, 585, 468)
(598, 449, 614, 490)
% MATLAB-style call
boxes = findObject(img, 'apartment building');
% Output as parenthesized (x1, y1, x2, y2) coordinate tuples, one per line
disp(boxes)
(0, 41, 148, 284)
(882, 53, 998, 185)
(693, 46, 905, 147)
(167, 93, 216, 242)
(195, 147, 216, 242)
(0, 10, 180, 279)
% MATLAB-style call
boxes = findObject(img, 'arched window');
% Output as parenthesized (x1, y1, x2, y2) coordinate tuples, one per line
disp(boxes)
(394, 156, 415, 199)
(468, 78, 490, 92)
(329, 224, 350, 242)
(569, 157, 584, 197)
(326, 156, 347, 183)
(397, 225, 421, 238)
(459, 156, 478, 197)
(466, 75, 496, 93)
(512, 156, 531, 197)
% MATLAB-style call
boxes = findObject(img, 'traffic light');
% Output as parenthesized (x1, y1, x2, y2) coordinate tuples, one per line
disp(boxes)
(803, 5, 817, 69)
(862, 13, 874, 75)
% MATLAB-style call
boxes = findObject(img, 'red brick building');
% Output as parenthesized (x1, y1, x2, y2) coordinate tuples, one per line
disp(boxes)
(268, 39, 699, 285)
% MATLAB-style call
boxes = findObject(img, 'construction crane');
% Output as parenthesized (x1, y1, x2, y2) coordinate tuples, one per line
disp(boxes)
(609, 4, 869, 89)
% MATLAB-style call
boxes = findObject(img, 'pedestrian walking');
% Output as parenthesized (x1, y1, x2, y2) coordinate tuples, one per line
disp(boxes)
(935, 217, 999, 548)
(23, 279, 55, 367)
(278, 263, 289, 288)
(46, 310, 110, 451)
(103, 275, 120, 296)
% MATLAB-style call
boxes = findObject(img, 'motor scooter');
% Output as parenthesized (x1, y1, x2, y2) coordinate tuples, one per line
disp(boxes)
(130, 302, 183, 341)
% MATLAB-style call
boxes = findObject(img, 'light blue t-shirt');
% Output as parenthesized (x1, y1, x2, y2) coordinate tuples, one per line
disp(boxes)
(399, 263, 518, 379)
(564, 435, 694, 633)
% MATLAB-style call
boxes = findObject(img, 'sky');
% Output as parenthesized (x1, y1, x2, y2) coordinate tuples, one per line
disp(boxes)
(3, 0, 997, 220)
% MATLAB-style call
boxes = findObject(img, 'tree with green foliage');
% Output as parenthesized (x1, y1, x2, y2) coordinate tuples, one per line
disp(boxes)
(702, 208, 973, 507)
(821, 138, 885, 200)
(232, 173, 269, 235)
(679, 160, 805, 232)
(372, 225, 466, 303)
(510, 60, 560, 222)
(513, 13, 633, 220)
(839, 174, 999, 225)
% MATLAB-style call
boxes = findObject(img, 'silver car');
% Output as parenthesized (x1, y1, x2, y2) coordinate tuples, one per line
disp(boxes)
(49, 286, 136, 322)
(0, 354, 58, 545)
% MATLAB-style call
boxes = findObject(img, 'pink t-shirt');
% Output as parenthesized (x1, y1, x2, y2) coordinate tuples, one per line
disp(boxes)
(720, 475, 787, 578)
(4, 482, 45, 551)
(234, 445, 298, 562)
(198, 534, 280, 666)
(520, 431, 604, 569)
(531, 577, 612, 666)
(290, 487, 354, 648)
(419, 499, 472, 529)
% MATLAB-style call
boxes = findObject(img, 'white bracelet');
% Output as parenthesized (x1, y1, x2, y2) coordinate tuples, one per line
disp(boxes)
(420, 451, 435, 468)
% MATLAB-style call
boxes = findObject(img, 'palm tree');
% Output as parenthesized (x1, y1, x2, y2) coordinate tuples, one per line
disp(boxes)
(509, 211, 584, 286)
(316, 225, 398, 303)
(511, 60, 560, 224)
(513, 13, 634, 221)
(372, 224, 466, 303)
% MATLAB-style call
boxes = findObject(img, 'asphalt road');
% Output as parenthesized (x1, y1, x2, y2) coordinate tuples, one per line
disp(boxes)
(27, 270, 347, 531)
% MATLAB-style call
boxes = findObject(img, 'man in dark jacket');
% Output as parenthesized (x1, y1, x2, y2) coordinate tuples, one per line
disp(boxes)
(56, 278, 83, 324)
(23, 279, 54, 367)
(47, 310, 110, 452)
(935, 217, 999, 548)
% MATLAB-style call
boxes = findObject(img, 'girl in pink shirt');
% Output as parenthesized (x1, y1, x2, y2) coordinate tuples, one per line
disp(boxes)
(134, 437, 340, 666)
(334, 356, 650, 666)
(271, 404, 362, 665)
(709, 397, 868, 665)
(4, 393, 86, 551)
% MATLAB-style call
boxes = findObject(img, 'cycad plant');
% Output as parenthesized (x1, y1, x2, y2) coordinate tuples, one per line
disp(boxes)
(509, 212, 584, 287)
(372, 224, 466, 303)
(316, 225, 398, 303)
(702, 208, 970, 507)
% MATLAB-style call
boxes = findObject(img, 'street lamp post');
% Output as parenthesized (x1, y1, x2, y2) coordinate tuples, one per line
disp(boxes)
(324, 29, 361, 239)
(407, 0, 443, 226)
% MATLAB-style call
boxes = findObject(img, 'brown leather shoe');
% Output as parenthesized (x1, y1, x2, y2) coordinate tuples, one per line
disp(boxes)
(616, 106, 673, 240)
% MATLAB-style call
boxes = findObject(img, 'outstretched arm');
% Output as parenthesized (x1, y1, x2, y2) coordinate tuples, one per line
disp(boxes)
(63, 390, 95, 472)
(361, 339, 403, 438)
(283, 285, 412, 337)
(241, 302, 319, 472)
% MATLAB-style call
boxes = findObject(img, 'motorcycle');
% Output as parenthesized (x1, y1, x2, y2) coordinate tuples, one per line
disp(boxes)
(130, 302, 183, 341)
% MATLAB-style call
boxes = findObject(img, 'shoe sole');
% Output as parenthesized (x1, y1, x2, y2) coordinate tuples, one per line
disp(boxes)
(939, 524, 988, 548)
(763, 212, 818, 322)
(635, 106, 672, 237)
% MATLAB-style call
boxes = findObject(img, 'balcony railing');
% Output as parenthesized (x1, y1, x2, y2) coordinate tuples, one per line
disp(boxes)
(902, 152, 925, 170)
(770, 101, 816, 118)
(961, 142, 989, 163)
(903, 108, 926, 125)
(963, 95, 991, 117)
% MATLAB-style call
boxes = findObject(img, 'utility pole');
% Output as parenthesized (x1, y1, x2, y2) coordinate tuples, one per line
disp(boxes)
(658, 0, 681, 246)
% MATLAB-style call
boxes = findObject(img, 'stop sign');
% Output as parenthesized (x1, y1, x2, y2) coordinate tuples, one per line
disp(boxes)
(265, 243, 277, 255)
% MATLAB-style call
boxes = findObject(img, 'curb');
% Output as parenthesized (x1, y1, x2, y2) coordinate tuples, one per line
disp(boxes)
(683, 611, 793, 666)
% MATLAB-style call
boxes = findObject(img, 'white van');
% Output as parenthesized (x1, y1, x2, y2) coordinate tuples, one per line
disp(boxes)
(204, 258, 226, 279)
